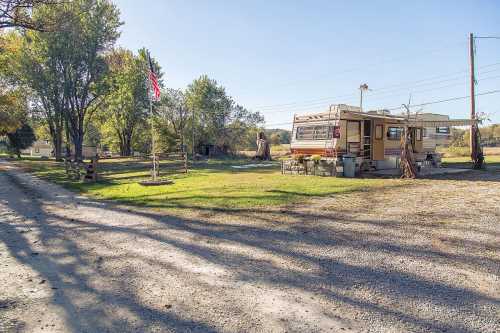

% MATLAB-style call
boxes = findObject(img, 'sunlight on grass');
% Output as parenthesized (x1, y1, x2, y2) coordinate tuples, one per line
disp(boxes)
(5, 157, 400, 209)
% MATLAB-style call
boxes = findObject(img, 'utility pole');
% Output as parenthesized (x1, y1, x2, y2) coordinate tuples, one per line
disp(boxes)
(359, 83, 369, 111)
(469, 32, 477, 161)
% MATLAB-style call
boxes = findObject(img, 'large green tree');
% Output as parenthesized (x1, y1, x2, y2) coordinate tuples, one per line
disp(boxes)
(17, 0, 121, 160)
(185, 75, 234, 153)
(101, 48, 148, 156)
(185, 75, 263, 154)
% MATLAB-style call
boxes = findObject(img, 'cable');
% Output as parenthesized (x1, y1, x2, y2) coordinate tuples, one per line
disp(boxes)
(386, 89, 500, 111)
(257, 74, 500, 115)
(264, 89, 500, 127)
(240, 40, 469, 96)
(253, 61, 500, 111)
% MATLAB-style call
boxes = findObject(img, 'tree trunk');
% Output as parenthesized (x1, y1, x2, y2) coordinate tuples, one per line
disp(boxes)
(72, 127, 84, 161)
(53, 129, 63, 161)
(124, 135, 132, 156)
(400, 127, 417, 179)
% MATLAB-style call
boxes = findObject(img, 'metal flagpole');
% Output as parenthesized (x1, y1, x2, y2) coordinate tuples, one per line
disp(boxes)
(148, 52, 156, 181)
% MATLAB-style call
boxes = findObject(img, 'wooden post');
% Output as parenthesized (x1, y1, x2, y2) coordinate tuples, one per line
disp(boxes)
(183, 152, 188, 173)
(469, 33, 484, 169)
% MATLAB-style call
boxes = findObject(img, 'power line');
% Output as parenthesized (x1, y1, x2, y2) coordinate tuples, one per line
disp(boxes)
(253, 61, 500, 111)
(386, 89, 500, 111)
(257, 74, 500, 115)
(474, 36, 500, 39)
(240, 40, 468, 96)
(264, 89, 500, 128)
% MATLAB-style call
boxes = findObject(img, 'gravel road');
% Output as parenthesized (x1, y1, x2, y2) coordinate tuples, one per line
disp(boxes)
(0, 160, 499, 333)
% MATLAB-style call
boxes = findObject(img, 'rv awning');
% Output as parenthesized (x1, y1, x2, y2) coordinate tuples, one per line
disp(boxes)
(408, 119, 474, 127)
(346, 110, 406, 121)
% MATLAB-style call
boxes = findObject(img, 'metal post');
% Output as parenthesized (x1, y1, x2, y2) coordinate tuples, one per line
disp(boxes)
(149, 74, 156, 181)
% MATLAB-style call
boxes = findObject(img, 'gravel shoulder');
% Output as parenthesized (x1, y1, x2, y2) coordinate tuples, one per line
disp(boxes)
(0, 160, 499, 333)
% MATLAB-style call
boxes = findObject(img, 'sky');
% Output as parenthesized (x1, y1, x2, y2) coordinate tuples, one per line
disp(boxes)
(114, 0, 500, 128)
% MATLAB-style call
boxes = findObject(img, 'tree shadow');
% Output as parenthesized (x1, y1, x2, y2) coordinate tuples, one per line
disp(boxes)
(1, 167, 499, 332)
(0, 172, 220, 333)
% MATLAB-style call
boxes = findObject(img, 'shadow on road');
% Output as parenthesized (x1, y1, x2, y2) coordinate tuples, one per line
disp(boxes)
(0, 167, 499, 332)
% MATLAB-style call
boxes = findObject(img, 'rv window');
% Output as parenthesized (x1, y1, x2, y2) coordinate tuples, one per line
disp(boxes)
(387, 127, 402, 140)
(295, 126, 339, 140)
(436, 127, 450, 134)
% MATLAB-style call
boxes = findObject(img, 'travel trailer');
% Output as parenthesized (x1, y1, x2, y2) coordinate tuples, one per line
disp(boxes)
(289, 104, 470, 172)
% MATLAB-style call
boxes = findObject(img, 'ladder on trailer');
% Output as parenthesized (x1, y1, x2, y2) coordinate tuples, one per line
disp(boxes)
(323, 106, 339, 158)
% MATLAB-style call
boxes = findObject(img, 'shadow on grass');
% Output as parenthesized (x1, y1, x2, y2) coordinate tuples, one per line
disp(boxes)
(1, 168, 498, 332)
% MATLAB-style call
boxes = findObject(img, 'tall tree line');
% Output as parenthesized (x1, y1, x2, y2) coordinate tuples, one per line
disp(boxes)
(1, 0, 264, 160)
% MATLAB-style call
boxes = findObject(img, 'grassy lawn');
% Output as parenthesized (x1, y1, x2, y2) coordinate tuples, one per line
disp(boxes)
(442, 155, 500, 168)
(2, 156, 396, 210)
(6, 154, 497, 210)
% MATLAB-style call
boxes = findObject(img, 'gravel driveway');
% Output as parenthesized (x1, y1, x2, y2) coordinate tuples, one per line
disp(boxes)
(0, 160, 499, 333)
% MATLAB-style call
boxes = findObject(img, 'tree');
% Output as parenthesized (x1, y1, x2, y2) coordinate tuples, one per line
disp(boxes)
(0, 86, 26, 135)
(14, 29, 66, 160)
(157, 88, 189, 152)
(102, 48, 148, 156)
(7, 123, 35, 158)
(226, 104, 264, 152)
(0, 0, 63, 31)
(0, 31, 27, 135)
(22, 0, 121, 161)
(185, 75, 233, 153)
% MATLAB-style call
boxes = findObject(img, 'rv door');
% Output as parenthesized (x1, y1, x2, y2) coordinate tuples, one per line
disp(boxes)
(372, 120, 385, 160)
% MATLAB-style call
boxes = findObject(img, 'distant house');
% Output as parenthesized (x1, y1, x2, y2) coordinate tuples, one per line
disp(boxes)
(68, 145, 100, 159)
(21, 140, 53, 158)
(20, 140, 99, 159)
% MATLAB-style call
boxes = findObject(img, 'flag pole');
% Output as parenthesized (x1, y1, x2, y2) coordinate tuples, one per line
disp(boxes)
(148, 51, 156, 181)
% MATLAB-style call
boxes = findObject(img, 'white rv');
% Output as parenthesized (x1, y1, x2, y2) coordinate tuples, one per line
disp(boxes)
(289, 104, 470, 171)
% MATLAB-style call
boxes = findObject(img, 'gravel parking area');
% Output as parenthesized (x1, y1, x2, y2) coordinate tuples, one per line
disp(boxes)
(0, 160, 499, 332)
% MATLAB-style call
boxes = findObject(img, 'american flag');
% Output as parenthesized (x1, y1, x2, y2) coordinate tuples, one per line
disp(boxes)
(148, 52, 161, 101)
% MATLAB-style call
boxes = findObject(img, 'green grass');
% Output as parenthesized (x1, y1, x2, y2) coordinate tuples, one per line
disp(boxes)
(442, 155, 500, 168)
(3, 156, 396, 210)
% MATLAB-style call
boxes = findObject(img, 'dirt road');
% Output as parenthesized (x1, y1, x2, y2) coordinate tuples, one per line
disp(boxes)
(0, 160, 499, 333)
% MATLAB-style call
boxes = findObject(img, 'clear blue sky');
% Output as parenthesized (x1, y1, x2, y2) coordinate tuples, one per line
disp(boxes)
(114, 0, 500, 128)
